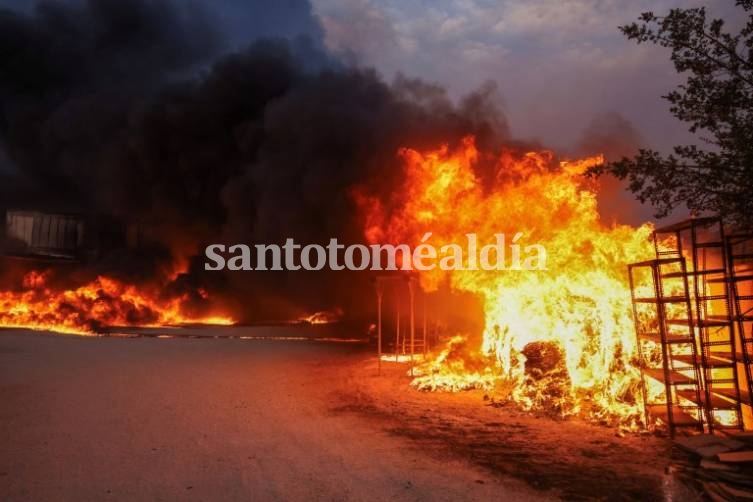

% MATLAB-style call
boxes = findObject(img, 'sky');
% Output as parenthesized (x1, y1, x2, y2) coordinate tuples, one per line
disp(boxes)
(311, 0, 738, 153)
(0, 0, 737, 154)
(0, 0, 740, 225)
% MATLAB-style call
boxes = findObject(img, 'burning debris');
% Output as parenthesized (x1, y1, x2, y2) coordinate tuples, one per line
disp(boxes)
(298, 307, 344, 325)
(519, 341, 572, 414)
(358, 136, 654, 427)
(0, 269, 233, 335)
(411, 335, 499, 392)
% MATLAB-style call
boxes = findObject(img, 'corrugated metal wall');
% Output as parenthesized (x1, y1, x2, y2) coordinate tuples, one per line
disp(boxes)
(6, 212, 34, 245)
(6, 211, 84, 256)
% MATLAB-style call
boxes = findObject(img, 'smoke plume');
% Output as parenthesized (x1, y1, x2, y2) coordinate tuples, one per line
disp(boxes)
(0, 0, 511, 322)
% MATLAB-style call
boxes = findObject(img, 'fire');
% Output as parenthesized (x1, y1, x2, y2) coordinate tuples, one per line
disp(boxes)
(356, 136, 655, 426)
(0, 270, 234, 335)
(298, 308, 344, 325)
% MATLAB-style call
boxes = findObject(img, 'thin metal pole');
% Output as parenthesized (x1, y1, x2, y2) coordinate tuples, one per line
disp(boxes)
(422, 291, 427, 354)
(376, 280, 383, 376)
(395, 286, 400, 362)
(409, 278, 415, 377)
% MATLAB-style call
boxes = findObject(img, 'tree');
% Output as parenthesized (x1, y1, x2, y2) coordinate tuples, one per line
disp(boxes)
(587, 0, 753, 230)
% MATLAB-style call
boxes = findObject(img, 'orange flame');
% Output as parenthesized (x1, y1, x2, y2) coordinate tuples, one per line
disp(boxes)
(298, 308, 344, 325)
(357, 136, 655, 426)
(0, 271, 234, 335)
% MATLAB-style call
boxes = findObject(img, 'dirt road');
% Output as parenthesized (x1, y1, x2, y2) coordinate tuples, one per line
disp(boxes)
(0, 330, 545, 501)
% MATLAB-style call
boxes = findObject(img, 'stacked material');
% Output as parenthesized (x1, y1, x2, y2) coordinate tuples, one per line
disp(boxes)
(673, 434, 753, 501)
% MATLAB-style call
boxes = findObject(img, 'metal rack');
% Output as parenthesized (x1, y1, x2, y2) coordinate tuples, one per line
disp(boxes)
(628, 218, 753, 435)
(653, 218, 744, 432)
(373, 274, 429, 375)
(725, 234, 753, 412)
(629, 257, 705, 436)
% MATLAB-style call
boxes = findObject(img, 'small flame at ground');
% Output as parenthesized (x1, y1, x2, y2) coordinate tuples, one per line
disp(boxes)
(298, 308, 344, 325)
(357, 136, 655, 427)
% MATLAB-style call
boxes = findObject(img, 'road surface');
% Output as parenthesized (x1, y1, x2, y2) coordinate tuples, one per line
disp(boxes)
(0, 330, 545, 501)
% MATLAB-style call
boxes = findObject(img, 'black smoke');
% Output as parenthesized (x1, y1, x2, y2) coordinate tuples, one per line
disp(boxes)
(574, 112, 653, 226)
(0, 0, 509, 322)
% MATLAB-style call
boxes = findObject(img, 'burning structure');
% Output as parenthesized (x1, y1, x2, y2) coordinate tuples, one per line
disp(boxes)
(0, 0, 750, 440)
(0, 209, 235, 334)
(360, 138, 753, 435)
(357, 137, 655, 427)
